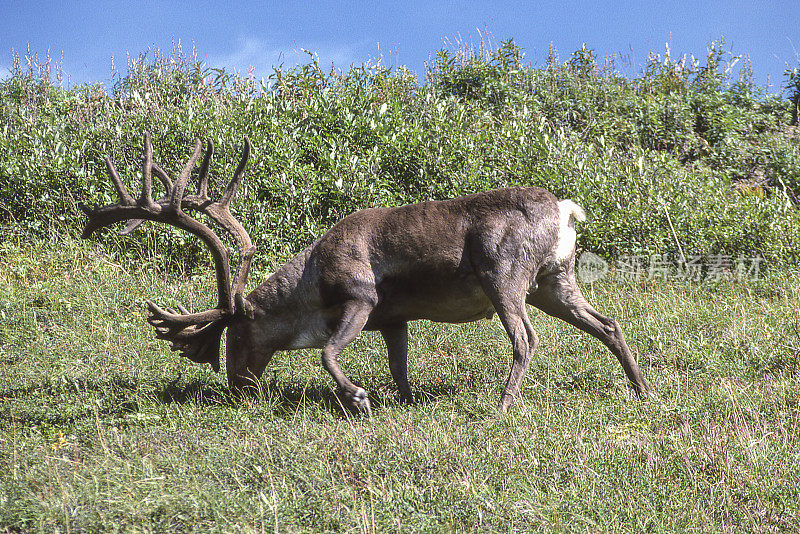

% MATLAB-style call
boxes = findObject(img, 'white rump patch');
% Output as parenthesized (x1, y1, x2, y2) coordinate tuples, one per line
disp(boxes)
(552, 200, 586, 262)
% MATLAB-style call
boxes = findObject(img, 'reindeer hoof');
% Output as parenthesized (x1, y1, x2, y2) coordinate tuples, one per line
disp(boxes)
(398, 393, 415, 405)
(638, 385, 656, 400)
(350, 387, 372, 416)
(498, 394, 514, 414)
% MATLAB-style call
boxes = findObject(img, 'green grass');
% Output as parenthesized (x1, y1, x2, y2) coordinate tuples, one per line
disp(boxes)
(2, 236, 798, 532)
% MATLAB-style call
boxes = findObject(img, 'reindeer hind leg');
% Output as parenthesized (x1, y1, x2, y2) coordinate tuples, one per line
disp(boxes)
(528, 275, 651, 396)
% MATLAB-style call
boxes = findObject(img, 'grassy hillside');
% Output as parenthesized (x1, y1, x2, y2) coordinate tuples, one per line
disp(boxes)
(1, 40, 799, 531)
(1, 236, 799, 531)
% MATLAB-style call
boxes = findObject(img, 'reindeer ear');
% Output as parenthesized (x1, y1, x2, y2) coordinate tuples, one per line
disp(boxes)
(235, 293, 255, 319)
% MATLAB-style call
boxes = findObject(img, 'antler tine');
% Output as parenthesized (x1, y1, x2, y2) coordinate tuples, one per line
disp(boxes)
(205, 138, 255, 300)
(171, 139, 203, 211)
(147, 300, 227, 326)
(120, 163, 173, 236)
(104, 156, 135, 206)
(152, 163, 173, 193)
(140, 133, 156, 208)
(197, 139, 214, 201)
(220, 137, 251, 207)
(146, 301, 226, 371)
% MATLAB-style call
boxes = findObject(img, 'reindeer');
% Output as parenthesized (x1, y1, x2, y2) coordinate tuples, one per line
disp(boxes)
(81, 135, 651, 414)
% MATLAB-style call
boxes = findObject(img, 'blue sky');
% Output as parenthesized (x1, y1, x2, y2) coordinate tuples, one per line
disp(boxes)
(1, 1, 798, 93)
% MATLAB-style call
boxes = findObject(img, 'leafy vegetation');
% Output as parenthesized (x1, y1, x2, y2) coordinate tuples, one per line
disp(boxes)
(1, 39, 799, 531)
(1, 38, 799, 268)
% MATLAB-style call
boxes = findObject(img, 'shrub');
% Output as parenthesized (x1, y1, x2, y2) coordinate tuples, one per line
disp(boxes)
(1, 39, 798, 272)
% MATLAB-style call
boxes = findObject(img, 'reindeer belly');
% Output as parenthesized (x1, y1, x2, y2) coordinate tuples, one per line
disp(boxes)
(367, 275, 494, 326)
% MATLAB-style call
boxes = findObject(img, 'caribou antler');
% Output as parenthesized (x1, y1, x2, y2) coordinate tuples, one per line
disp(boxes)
(81, 134, 255, 370)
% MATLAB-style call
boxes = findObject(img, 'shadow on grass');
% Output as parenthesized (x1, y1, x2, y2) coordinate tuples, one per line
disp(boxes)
(0, 376, 141, 428)
(155, 376, 461, 418)
(0, 375, 140, 400)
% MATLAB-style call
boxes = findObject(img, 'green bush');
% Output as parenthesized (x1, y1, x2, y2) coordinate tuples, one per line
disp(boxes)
(1, 39, 798, 271)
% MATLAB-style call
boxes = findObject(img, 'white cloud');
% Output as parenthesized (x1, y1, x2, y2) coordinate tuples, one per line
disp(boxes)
(207, 37, 365, 78)
(207, 37, 282, 75)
